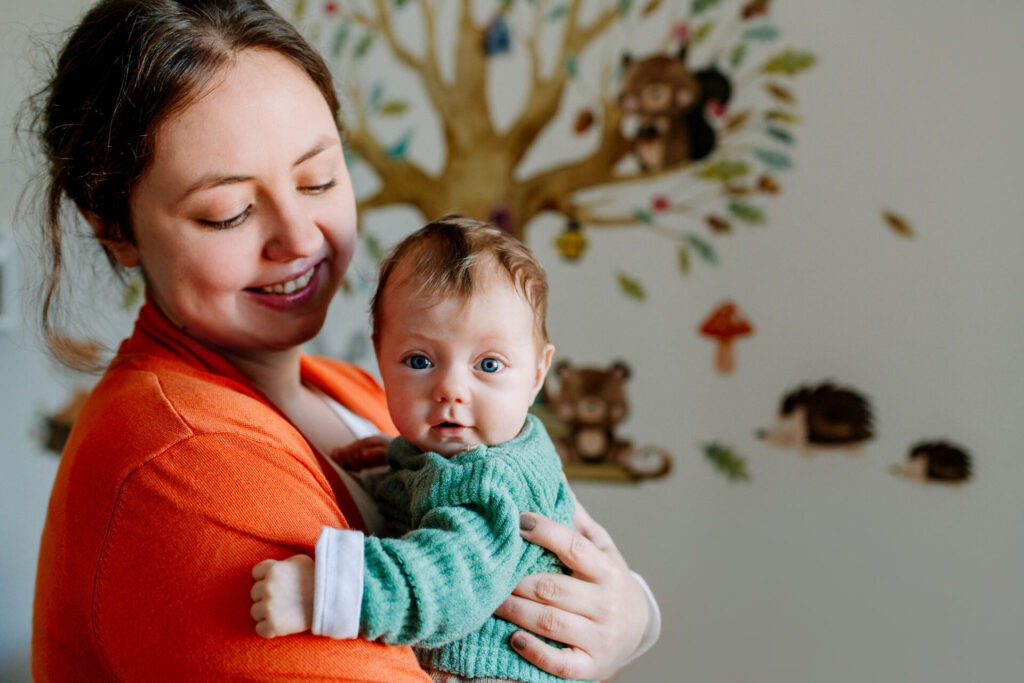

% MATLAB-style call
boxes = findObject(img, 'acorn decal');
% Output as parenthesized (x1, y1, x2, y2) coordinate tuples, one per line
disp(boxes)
(556, 220, 587, 261)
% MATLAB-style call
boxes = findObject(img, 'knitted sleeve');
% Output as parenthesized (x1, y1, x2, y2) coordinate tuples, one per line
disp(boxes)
(359, 458, 544, 647)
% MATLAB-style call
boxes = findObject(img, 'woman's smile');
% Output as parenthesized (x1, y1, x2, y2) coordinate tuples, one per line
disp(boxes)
(245, 260, 326, 311)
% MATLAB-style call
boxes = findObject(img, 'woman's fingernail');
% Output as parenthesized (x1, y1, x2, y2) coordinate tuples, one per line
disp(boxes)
(519, 513, 536, 531)
(512, 635, 527, 651)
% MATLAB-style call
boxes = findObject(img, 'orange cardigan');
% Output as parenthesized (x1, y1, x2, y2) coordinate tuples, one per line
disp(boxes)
(32, 301, 430, 682)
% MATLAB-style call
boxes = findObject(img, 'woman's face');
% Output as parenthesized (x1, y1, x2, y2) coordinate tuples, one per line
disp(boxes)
(119, 49, 355, 356)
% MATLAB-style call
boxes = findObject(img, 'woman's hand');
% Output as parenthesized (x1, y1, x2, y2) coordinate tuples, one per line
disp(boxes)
(494, 501, 651, 680)
(331, 435, 391, 471)
(250, 555, 315, 638)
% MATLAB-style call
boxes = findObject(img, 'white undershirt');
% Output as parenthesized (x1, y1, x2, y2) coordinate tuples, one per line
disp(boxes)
(310, 393, 662, 665)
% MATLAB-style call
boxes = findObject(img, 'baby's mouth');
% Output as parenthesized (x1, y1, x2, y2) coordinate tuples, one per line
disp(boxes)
(431, 421, 469, 438)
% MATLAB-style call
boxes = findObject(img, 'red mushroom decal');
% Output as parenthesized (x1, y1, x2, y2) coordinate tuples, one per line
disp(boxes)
(699, 301, 754, 374)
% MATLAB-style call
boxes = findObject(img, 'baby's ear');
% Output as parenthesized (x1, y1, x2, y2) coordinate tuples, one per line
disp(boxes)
(532, 343, 556, 397)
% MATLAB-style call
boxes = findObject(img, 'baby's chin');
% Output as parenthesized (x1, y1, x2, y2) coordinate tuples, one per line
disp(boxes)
(433, 441, 478, 457)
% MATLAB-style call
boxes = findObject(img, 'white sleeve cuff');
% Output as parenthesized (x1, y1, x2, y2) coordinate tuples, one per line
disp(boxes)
(626, 570, 661, 664)
(312, 526, 365, 639)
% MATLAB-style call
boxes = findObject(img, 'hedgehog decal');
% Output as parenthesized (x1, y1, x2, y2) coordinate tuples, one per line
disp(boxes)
(891, 440, 972, 484)
(757, 381, 874, 452)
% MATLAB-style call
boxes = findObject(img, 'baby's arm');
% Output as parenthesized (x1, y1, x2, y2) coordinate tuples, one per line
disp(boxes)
(253, 460, 541, 645)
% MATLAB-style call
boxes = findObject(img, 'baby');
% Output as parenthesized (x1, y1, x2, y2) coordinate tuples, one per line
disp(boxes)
(252, 215, 588, 683)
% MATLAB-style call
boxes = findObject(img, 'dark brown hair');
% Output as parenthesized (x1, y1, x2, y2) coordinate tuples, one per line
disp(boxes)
(30, 0, 339, 369)
(370, 214, 550, 348)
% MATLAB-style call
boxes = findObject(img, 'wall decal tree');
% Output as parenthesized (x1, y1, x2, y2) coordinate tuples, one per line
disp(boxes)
(287, 0, 815, 287)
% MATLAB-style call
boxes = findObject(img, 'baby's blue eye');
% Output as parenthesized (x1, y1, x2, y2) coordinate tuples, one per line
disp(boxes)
(477, 358, 504, 373)
(406, 355, 432, 370)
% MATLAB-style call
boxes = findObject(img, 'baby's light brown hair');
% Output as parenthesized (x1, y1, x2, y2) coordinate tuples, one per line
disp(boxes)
(371, 214, 549, 348)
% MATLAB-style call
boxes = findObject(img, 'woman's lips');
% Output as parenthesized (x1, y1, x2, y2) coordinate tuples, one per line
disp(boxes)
(245, 261, 324, 311)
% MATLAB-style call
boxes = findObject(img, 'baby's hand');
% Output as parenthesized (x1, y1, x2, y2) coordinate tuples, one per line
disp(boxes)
(332, 435, 391, 471)
(250, 555, 315, 638)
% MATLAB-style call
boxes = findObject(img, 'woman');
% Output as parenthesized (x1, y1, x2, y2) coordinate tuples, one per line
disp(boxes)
(30, 0, 658, 680)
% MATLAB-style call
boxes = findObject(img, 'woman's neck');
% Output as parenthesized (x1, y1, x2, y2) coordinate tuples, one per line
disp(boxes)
(223, 347, 304, 407)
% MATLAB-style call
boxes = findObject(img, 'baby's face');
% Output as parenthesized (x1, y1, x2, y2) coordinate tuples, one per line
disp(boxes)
(375, 263, 554, 456)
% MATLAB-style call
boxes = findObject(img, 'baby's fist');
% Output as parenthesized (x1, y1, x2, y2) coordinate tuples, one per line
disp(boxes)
(251, 554, 315, 638)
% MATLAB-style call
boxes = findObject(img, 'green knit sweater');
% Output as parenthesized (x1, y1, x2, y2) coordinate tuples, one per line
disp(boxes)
(361, 415, 588, 683)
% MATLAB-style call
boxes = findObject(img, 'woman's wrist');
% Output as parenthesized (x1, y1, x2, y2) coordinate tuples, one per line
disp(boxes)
(625, 571, 661, 665)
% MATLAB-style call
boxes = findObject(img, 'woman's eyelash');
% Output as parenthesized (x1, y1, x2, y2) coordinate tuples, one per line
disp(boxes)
(304, 178, 336, 193)
(195, 178, 332, 229)
(199, 205, 251, 230)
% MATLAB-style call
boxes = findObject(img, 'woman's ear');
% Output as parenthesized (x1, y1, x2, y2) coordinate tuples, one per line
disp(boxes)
(79, 207, 140, 268)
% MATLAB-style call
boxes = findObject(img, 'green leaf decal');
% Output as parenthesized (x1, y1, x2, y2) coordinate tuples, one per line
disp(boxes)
(765, 109, 801, 124)
(765, 125, 794, 144)
(762, 49, 817, 75)
(742, 24, 779, 41)
(121, 276, 144, 310)
(692, 21, 714, 46)
(354, 32, 376, 60)
(729, 42, 747, 69)
(727, 200, 766, 224)
(368, 83, 384, 111)
(687, 234, 718, 263)
(617, 273, 646, 300)
(703, 442, 751, 482)
(565, 55, 579, 79)
(698, 159, 750, 181)
(330, 22, 351, 59)
(691, 0, 723, 15)
(633, 208, 655, 225)
(385, 130, 413, 159)
(547, 4, 569, 21)
(617, 0, 634, 18)
(292, 0, 307, 22)
(754, 148, 792, 170)
(363, 233, 386, 263)
(677, 246, 691, 274)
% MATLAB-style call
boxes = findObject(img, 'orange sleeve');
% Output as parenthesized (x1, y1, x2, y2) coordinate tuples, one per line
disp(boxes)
(92, 431, 429, 681)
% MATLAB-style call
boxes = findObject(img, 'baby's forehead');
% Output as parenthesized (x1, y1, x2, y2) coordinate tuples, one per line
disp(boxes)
(379, 270, 541, 337)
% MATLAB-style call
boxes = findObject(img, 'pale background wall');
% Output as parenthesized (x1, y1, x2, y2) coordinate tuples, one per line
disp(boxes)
(2, 1, 1022, 682)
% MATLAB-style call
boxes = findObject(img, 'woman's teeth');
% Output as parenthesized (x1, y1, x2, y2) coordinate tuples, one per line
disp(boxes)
(258, 268, 314, 294)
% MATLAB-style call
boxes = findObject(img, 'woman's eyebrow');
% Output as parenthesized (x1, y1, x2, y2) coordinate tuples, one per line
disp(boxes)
(178, 137, 341, 201)
(292, 136, 339, 168)
(179, 173, 252, 201)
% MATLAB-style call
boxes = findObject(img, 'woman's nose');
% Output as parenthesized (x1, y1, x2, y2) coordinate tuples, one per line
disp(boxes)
(262, 194, 322, 261)
(433, 368, 468, 404)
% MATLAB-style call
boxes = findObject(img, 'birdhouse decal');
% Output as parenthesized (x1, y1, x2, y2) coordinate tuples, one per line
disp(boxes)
(699, 300, 754, 374)
(483, 16, 511, 56)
